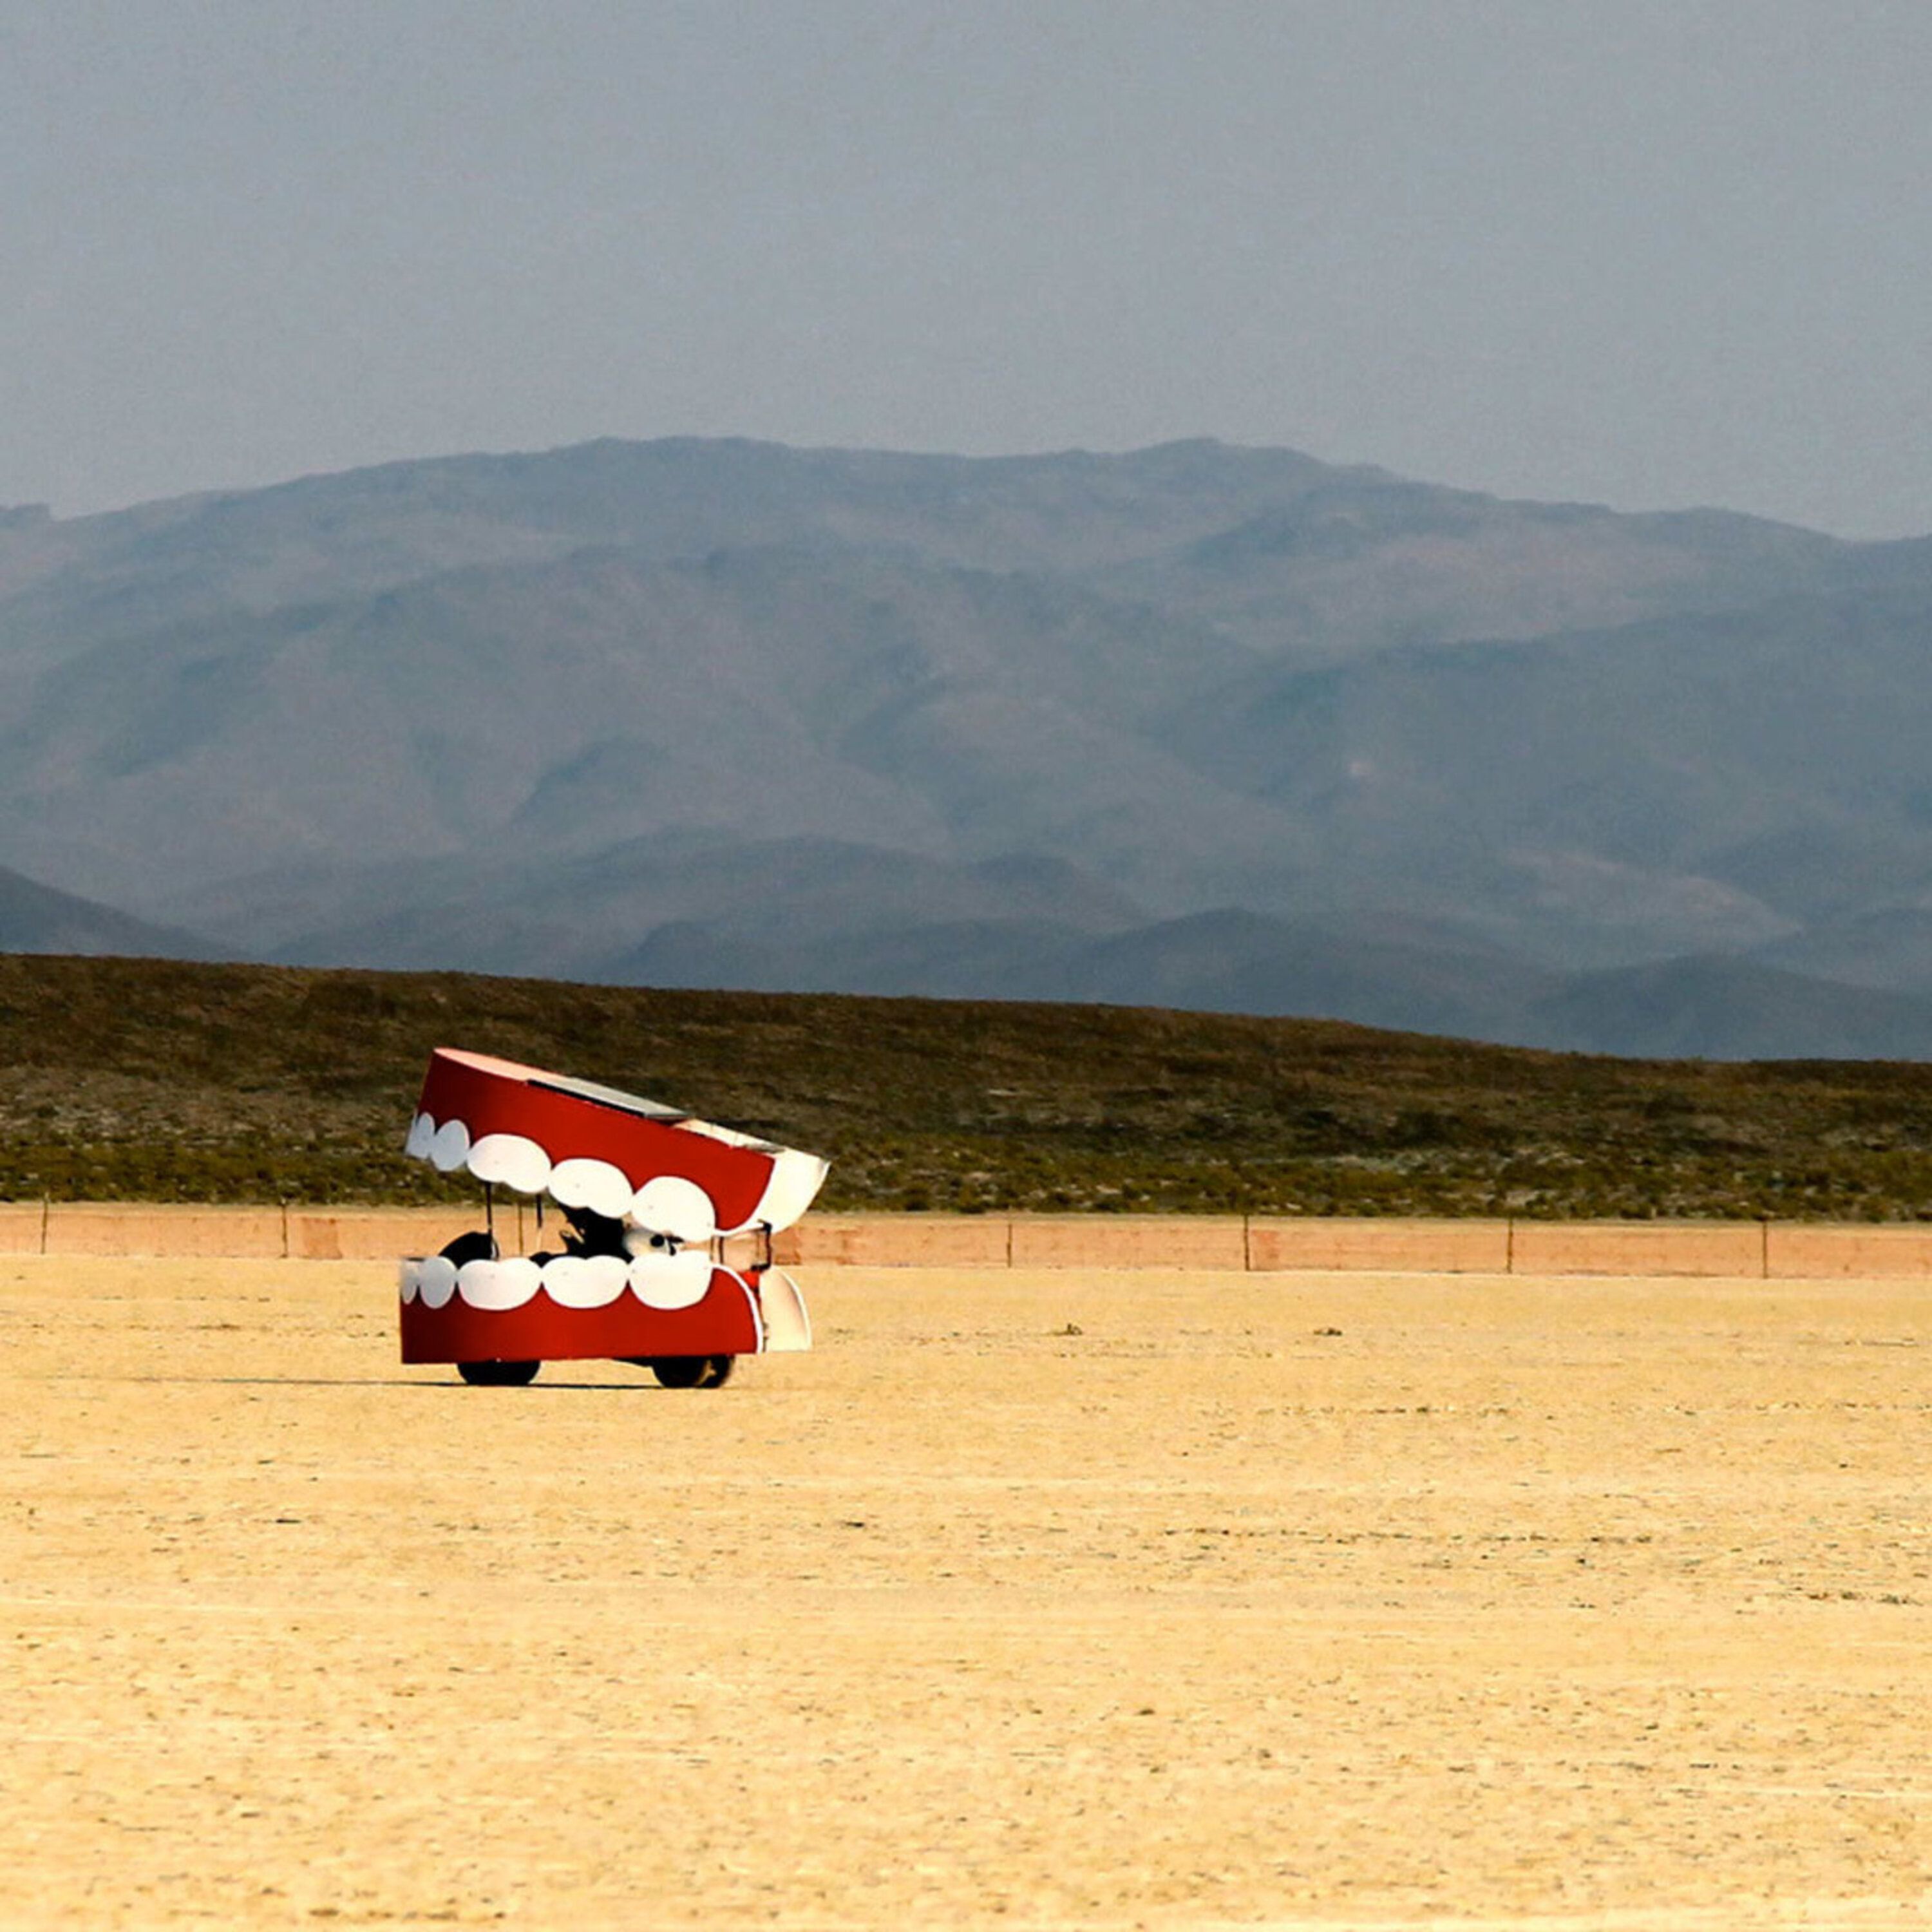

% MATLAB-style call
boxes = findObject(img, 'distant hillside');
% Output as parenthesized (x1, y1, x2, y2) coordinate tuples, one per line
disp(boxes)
(3, 953, 1931, 1220)
(605, 905, 1932, 1063)
(1525, 956, 1932, 1062)
(1, 435, 1927, 1058)
(0, 864, 212, 960)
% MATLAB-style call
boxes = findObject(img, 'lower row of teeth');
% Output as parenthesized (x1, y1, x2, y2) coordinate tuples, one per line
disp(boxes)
(400, 1250, 721, 1312)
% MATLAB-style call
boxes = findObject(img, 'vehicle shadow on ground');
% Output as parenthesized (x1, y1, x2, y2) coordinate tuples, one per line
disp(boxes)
(38, 1373, 680, 1391)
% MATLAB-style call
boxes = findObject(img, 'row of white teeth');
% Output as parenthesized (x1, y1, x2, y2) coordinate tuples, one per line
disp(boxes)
(400, 1249, 718, 1312)
(406, 1113, 724, 1241)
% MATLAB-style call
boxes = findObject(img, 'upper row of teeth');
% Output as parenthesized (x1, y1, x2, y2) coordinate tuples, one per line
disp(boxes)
(406, 1113, 724, 1241)
(400, 1248, 721, 1312)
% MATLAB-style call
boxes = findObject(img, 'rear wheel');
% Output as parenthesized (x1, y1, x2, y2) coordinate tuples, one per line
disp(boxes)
(457, 1359, 540, 1386)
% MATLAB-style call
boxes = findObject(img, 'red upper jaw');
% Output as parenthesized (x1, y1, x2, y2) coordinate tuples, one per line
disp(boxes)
(406, 1048, 827, 1239)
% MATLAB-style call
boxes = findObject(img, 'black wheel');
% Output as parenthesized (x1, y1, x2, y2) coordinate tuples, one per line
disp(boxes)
(647, 1356, 709, 1389)
(645, 1356, 736, 1389)
(457, 1359, 540, 1386)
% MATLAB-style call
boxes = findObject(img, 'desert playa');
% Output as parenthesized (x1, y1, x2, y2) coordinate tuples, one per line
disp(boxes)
(7, 1252, 1932, 1929)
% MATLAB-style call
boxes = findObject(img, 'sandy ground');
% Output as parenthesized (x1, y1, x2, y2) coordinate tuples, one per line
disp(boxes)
(6, 1258, 1932, 1931)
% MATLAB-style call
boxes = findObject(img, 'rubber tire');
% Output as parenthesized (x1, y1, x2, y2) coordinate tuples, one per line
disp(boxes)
(649, 1355, 734, 1389)
(648, 1356, 708, 1388)
(457, 1359, 540, 1387)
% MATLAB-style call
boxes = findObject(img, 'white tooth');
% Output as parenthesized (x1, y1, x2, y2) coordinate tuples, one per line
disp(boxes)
(538, 1254, 587, 1305)
(549, 1156, 635, 1220)
(417, 1255, 458, 1309)
(404, 1113, 437, 1161)
(629, 1248, 714, 1310)
(758, 1267, 812, 1352)
(466, 1132, 552, 1194)
(629, 1175, 718, 1244)
(457, 1257, 542, 1310)
(429, 1119, 473, 1173)
(735, 1149, 829, 1236)
(398, 1258, 423, 1305)
(541, 1253, 628, 1309)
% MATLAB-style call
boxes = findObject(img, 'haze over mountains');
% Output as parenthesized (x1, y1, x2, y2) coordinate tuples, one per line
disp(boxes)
(2, 437, 1929, 1059)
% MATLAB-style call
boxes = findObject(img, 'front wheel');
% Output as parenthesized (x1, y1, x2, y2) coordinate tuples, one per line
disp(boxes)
(457, 1359, 540, 1387)
(648, 1355, 734, 1389)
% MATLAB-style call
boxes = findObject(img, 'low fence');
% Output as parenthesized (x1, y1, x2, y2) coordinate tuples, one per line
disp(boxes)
(786, 1213, 1932, 1279)
(3, 1202, 1932, 1278)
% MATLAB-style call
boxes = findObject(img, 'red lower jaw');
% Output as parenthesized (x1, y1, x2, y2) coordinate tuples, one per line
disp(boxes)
(400, 1269, 762, 1365)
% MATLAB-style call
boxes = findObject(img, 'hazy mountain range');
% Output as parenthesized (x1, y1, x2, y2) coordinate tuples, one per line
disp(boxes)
(2, 436, 1929, 1059)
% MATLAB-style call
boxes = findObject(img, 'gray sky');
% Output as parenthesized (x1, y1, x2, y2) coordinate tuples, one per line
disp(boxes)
(4, 0, 1929, 536)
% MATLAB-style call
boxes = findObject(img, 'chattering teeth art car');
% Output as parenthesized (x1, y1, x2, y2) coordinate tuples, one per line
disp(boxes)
(398, 1048, 828, 1388)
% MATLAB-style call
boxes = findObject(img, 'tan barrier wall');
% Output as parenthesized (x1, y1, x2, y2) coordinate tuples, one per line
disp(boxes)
(1507, 1220, 1768, 1279)
(1247, 1217, 1513, 1274)
(43, 1203, 290, 1259)
(1766, 1224, 1932, 1280)
(1010, 1215, 1249, 1271)
(773, 1217, 1012, 1269)
(0, 1202, 46, 1255)
(290, 1208, 480, 1262)
(7, 1203, 1932, 1277)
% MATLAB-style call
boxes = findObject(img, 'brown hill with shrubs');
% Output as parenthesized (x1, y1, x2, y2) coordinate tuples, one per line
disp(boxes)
(2, 952, 1929, 1220)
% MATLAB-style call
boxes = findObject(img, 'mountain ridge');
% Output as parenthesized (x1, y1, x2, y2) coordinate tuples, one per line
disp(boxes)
(0, 864, 216, 961)
(1, 435, 1925, 1059)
